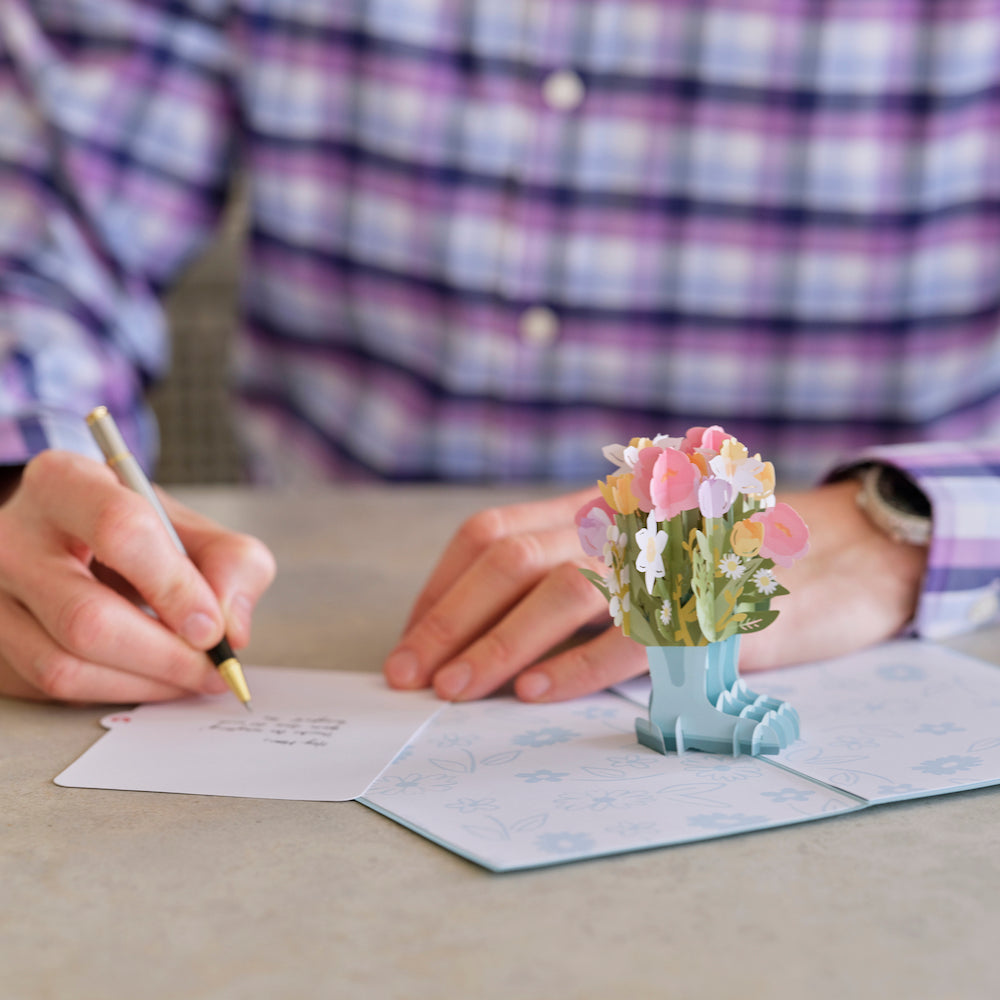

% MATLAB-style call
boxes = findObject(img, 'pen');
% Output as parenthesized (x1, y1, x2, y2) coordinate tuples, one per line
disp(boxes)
(86, 406, 253, 710)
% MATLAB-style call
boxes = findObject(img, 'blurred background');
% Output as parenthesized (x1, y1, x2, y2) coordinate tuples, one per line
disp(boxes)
(149, 188, 246, 484)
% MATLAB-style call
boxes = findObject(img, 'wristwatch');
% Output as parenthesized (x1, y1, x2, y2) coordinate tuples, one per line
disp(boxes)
(853, 463, 932, 547)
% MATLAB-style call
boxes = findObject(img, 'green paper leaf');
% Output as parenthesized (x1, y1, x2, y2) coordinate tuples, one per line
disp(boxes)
(579, 567, 610, 600)
(738, 609, 780, 633)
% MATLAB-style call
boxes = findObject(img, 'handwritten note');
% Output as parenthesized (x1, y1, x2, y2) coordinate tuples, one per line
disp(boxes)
(206, 715, 346, 746)
(55, 668, 441, 801)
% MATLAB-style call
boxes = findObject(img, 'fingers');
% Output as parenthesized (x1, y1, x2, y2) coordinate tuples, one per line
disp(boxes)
(403, 486, 599, 631)
(17, 452, 229, 650)
(385, 485, 626, 703)
(0, 450, 274, 703)
(426, 560, 609, 701)
(0, 590, 197, 703)
(163, 494, 277, 648)
(386, 522, 597, 693)
(14, 546, 228, 695)
(513, 627, 650, 702)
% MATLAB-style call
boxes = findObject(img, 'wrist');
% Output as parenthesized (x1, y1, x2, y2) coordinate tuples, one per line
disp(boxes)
(851, 463, 932, 547)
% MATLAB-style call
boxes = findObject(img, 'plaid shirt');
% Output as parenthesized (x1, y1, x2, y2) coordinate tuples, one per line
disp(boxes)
(1, 0, 1000, 638)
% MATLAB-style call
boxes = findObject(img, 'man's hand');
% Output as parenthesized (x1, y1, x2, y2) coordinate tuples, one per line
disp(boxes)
(738, 478, 928, 672)
(0, 450, 275, 703)
(384, 479, 928, 702)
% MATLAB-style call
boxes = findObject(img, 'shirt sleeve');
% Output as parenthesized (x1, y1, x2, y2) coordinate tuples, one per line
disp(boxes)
(829, 440, 1000, 641)
(0, 0, 236, 470)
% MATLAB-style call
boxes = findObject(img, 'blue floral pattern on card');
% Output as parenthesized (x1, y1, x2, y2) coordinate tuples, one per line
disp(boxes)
(362, 641, 1000, 871)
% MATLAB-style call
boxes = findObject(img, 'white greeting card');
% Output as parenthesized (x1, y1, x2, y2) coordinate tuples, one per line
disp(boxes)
(54, 668, 440, 801)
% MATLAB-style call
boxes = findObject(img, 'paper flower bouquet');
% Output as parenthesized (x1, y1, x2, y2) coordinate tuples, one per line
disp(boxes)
(575, 426, 809, 756)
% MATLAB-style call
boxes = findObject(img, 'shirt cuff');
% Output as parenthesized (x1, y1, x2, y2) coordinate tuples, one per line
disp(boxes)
(0, 405, 158, 471)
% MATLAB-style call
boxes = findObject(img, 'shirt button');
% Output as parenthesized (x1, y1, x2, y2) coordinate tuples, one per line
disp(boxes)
(519, 305, 560, 346)
(541, 69, 585, 112)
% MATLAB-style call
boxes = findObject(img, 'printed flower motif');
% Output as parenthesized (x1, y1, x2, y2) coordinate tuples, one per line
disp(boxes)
(717, 552, 743, 580)
(730, 518, 764, 557)
(511, 726, 580, 748)
(749, 502, 810, 567)
(368, 772, 458, 796)
(913, 754, 983, 775)
(680, 756, 760, 781)
(752, 567, 778, 595)
(876, 664, 927, 682)
(535, 832, 597, 855)
(554, 790, 655, 812)
(649, 448, 702, 520)
(916, 722, 965, 736)
(658, 602, 672, 627)
(574, 497, 615, 557)
(445, 797, 498, 814)
(598, 472, 640, 514)
(635, 511, 668, 593)
(698, 476, 733, 518)
(515, 769, 571, 783)
(760, 788, 814, 803)
(876, 782, 921, 796)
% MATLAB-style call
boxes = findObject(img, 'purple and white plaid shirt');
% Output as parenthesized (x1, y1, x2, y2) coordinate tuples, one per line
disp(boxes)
(1, 0, 999, 639)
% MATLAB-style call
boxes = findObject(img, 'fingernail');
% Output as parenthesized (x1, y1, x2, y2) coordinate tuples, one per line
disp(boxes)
(434, 661, 471, 701)
(517, 672, 551, 701)
(181, 611, 218, 647)
(384, 649, 419, 687)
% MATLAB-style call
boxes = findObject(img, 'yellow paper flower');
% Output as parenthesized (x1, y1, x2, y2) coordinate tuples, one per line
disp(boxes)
(598, 473, 640, 514)
(750, 460, 776, 498)
(719, 437, 748, 463)
(730, 518, 764, 557)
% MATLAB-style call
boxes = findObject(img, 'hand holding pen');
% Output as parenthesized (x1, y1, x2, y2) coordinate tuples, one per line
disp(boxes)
(0, 413, 275, 703)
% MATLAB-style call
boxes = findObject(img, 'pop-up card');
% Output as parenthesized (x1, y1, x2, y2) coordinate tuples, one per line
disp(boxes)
(575, 427, 809, 756)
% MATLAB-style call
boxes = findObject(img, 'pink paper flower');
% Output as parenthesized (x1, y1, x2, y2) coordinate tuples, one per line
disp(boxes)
(749, 502, 810, 567)
(627, 446, 663, 512)
(683, 423, 731, 453)
(575, 497, 616, 557)
(680, 426, 708, 454)
(650, 448, 702, 521)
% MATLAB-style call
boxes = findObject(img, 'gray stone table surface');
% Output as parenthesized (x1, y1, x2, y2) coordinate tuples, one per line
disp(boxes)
(3, 486, 999, 1000)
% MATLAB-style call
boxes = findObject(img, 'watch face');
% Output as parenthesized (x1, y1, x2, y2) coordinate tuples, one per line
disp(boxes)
(877, 468, 931, 517)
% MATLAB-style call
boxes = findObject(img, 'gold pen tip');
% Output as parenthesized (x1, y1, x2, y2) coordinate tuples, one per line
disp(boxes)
(217, 657, 253, 708)
(243, 700, 253, 713)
